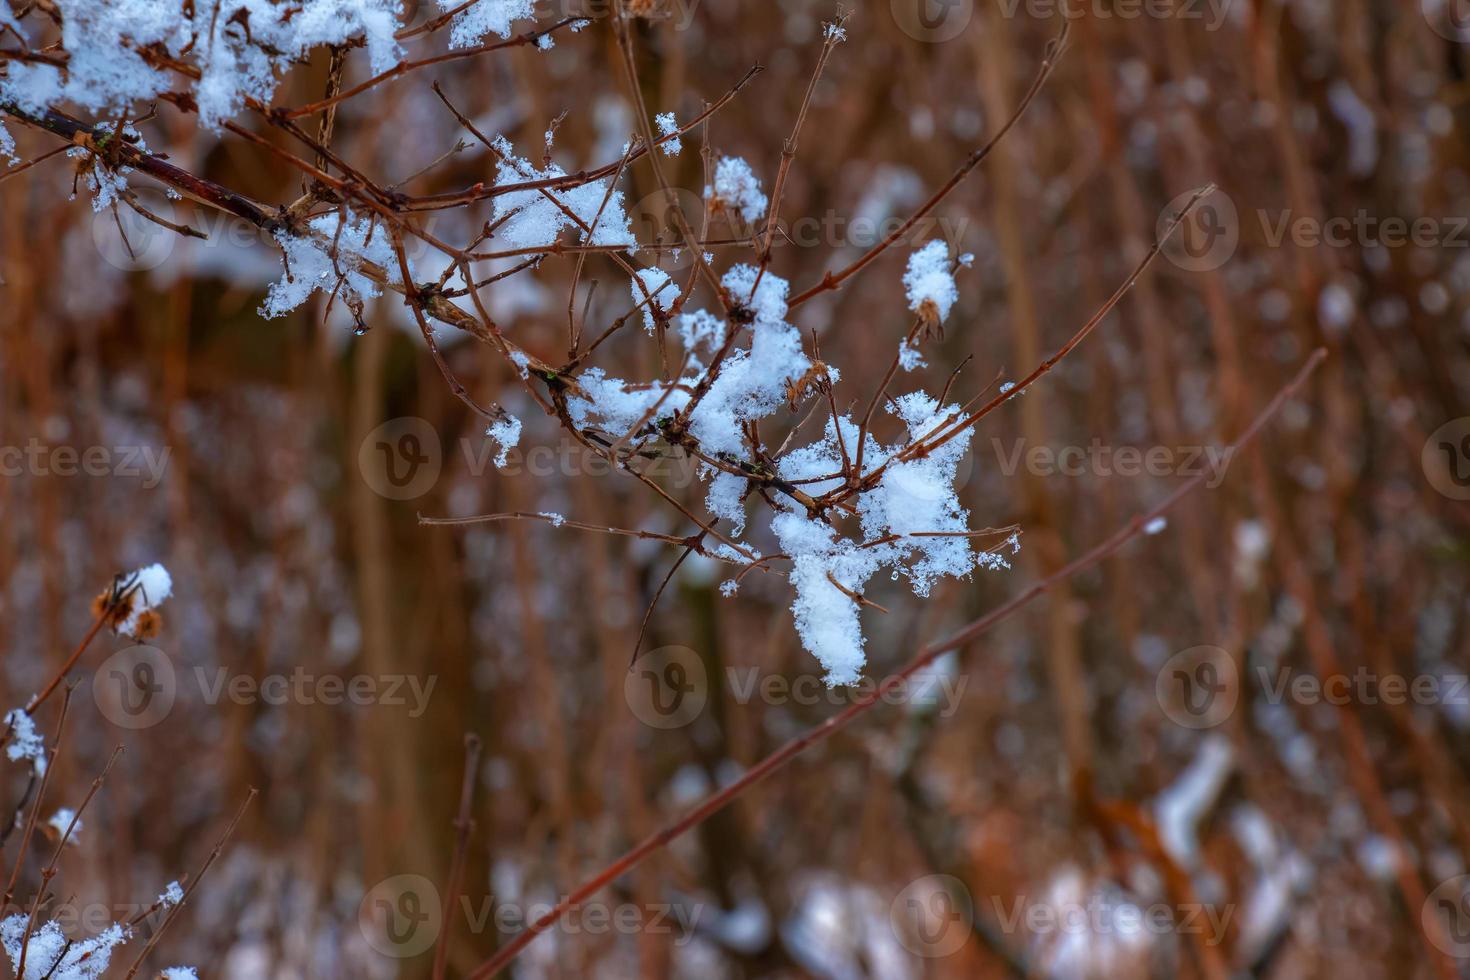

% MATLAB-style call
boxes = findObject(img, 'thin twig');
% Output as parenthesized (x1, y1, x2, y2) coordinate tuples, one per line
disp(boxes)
(122, 788, 258, 979)
(432, 734, 483, 980)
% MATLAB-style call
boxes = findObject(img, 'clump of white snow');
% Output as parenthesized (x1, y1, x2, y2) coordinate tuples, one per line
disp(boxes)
(261, 211, 396, 320)
(0, 914, 129, 980)
(655, 112, 682, 156)
(897, 338, 926, 372)
(486, 415, 522, 469)
(769, 394, 1007, 685)
(1, 1, 404, 130)
(1027, 869, 1159, 980)
(4, 709, 46, 776)
(677, 309, 726, 357)
(903, 240, 959, 327)
(706, 157, 768, 224)
(684, 265, 810, 456)
(65, 124, 145, 212)
(631, 268, 675, 333)
(45, 808, 81, 845)
(113, 562, 174, 639)
(490, 136, 636, 252)
(158, 881, 185, 909)
(437, 0, 535, 47)
(562, 257, 1005, 684)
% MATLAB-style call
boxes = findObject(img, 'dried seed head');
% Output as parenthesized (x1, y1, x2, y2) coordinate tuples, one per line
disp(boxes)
(133, 609, 163, 642)
(93, 586, 132, 633)
(784, 361, 832, 411)
(917, 298, 942, 332)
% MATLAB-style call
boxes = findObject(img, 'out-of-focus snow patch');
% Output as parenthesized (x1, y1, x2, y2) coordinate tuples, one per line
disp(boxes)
(1154, 735, 1234, 867)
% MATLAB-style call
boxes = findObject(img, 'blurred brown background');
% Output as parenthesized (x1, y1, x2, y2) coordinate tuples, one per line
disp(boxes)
(2, 0, 1469, 976)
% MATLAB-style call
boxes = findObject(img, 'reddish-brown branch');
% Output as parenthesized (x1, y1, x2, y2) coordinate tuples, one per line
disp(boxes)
(283, 19, 583, 119)
(786, 19, 1070, 309)
(432, 734, 483, 980)
(123, 788, 258, 979)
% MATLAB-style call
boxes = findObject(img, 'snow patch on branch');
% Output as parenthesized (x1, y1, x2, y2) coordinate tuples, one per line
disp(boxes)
(655, 112, 682, 156)
(262, 211, 396, 320)
(4, 709, 46, 776)
(490, 136, 636, 252)
(631, 268, 674, 333)
(903, 239, 958, 327)
(706, 156, 768, 224)
(486, 414, 522, 469)
(438, 0, 535, 47)
(0, 915, 129, 980)
(2, 1, 405, 130)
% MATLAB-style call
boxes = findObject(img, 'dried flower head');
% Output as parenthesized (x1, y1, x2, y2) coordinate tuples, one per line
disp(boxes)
(93, 564, 173, 641)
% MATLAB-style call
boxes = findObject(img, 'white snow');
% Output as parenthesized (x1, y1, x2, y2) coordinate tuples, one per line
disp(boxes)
(706, 157, 768, 224)
(562, 259, 1004, 684)
(677, 309, 727, 357)
(768, 393, 1007, 684)
(0, 915, 129, 980)
(704, 469, 748, 536)
(490, 136, 636, 252)
(4, 709, 46, 776)
(486, 415, 522, 469)
(159, 881, 185, 909)
(65, 124, 144, 211)
(903, 240, 958, 326)
(437, 0, 535, 47)
(631, 268, 675, 333)
(897, 338, 926, 372)
(114, 562, 174, 638)
(261, 211, 396, 320)
(684, 266, 809, 456)
(1028, 870, 1156, 980)
(1, 1, 403, 130)
(1154, 735, 1234, 866)
(46, 808, 80, 844)
(655, 112, 682, 156)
